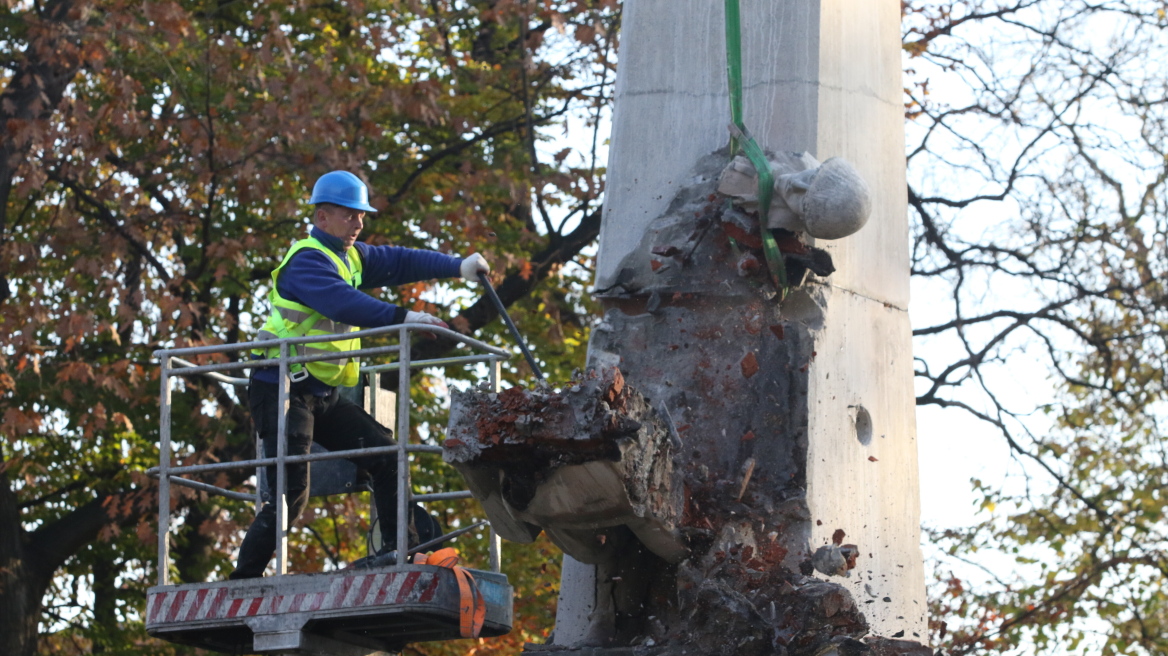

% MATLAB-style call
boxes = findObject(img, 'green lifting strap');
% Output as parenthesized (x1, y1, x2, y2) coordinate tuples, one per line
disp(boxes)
(724, 0, 789, 298)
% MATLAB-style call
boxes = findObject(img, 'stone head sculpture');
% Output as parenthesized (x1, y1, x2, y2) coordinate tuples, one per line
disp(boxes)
(718, 152, 872, 240)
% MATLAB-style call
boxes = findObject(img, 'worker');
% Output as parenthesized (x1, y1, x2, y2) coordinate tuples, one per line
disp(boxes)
(230, 170, 490, 579)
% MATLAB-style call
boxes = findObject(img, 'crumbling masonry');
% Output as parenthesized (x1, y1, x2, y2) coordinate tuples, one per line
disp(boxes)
(446, 151, 930, 656)
(448, 0, 927, 652)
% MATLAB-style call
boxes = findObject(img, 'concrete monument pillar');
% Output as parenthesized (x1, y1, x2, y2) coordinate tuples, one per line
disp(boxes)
(550, 0, 926, 650)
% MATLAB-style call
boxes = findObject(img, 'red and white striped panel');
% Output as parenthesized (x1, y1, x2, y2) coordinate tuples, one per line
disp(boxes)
(147, 570, 441, 626)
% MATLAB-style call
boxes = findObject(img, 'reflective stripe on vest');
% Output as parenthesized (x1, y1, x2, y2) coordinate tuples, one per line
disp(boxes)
(252, 237, 364, 387)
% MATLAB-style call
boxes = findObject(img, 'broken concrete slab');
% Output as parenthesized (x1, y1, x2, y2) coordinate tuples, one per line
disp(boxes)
(444, 367, 687, 564)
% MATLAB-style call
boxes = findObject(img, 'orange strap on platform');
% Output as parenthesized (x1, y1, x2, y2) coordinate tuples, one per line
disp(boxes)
(413, 548, 486, 638)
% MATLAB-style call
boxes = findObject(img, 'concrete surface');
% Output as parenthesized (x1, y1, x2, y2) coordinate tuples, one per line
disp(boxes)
(805, 0, 925, 639)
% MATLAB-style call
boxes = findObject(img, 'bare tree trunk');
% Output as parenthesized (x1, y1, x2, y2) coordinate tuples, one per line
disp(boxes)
(0, 452, 152, 656)
(91, 551, 118, 654)
(0, 460, 43, 656)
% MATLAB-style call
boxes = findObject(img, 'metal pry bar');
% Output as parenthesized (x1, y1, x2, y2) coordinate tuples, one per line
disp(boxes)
(478, 272, 545, 382)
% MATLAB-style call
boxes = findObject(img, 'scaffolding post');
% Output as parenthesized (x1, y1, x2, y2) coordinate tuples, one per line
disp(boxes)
(368, 370, 380, 555)
(275, 342, 290, 576)
(157, 357, 173, 586)
(254, 426, 263, 515)
(487, 357, 502, 573)
(396, 326, 412, 561)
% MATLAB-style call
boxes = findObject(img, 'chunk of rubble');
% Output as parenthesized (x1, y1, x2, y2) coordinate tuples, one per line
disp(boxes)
(444, 366, 687, 564)
(865, 636, 936, 656)
(811, 543, 861, 578)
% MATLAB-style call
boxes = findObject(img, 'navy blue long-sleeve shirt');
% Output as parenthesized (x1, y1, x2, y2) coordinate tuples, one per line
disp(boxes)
(253, 227, 463, 390)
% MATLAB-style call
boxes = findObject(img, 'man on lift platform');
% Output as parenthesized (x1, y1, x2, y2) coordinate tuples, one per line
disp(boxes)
(231, 170, 490, 579)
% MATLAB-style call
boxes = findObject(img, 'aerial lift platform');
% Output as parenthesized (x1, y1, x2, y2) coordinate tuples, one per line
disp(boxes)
(147, 324, 515, 655)
(146, 564, 513, 655)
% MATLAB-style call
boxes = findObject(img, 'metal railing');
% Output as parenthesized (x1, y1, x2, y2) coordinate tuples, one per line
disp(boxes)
(150, 323, 509, 586)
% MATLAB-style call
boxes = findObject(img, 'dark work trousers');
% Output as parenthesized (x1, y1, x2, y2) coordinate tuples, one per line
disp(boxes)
(231, 376, 404, 579)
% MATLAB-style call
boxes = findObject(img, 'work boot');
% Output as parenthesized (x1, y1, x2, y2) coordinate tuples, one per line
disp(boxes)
(348, 548, 399, 569)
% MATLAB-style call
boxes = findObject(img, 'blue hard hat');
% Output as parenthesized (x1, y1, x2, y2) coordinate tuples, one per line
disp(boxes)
(309, 171, 378, 212)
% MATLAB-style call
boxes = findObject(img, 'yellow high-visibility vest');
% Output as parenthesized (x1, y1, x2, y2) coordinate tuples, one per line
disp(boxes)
(253, 237, 364, 387)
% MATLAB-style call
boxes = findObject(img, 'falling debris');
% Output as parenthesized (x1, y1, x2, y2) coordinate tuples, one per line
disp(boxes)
(812, 544, 849, 578)
(840, 545, 860, 571)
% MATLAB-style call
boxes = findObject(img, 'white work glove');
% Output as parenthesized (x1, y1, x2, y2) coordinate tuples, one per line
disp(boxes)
(460, 253, 490, 282)
(404, 311, 449, 330)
